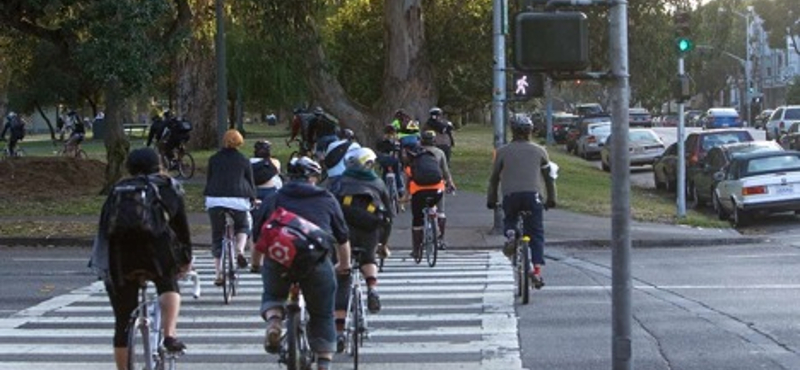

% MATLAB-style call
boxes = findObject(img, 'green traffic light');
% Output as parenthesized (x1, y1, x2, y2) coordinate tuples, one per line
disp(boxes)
(677, 38, 693, 52)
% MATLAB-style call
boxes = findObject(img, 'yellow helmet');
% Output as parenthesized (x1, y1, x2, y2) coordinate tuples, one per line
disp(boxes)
(406, 120, 420, 132)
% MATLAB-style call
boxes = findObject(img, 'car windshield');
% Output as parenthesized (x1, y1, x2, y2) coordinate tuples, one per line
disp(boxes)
(786, 108, 800, 120)
(710, 109, 739, 117)
(700, 132, 752, 151)
(629, 130, 658, 143)
(589, 124, 611, 135)
(582, 116, 611, 124)
(745, 154, 800, 175)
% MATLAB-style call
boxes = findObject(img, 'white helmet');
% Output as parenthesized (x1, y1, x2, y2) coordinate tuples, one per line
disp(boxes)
(344, 147, 377, 170)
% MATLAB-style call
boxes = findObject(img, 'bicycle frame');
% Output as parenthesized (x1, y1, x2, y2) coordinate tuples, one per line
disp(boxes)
(127, 279, 182, 370)
(422, 202, 439, 268)
(344, 250, 369, 369)
(280, 283, 315, 370)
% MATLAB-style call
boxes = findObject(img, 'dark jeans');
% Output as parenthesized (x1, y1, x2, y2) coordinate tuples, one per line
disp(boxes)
(260, 258, 337, 353)
(502, 192, 545, 265)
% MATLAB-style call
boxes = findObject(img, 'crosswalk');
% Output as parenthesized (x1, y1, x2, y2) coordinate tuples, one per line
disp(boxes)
(0, 251, 523, 370)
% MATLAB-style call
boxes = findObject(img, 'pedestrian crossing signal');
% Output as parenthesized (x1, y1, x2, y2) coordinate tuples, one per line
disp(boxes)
(512, 73, 544, 100)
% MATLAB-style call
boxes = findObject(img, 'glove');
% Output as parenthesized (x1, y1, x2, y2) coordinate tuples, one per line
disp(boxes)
(545, 198, 556, 210)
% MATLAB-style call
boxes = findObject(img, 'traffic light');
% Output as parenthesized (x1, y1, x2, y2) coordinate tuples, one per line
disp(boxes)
(674, 10, 693, 53)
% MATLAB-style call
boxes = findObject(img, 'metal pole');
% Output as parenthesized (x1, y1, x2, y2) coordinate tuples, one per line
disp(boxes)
(546, 77, 554, 145)
(609, 1, 631, 369)
(745, 11, 751, 127)
(677, 57, 686, 218)
(491, 0, 507, 234)
(215, 0, 228, 146)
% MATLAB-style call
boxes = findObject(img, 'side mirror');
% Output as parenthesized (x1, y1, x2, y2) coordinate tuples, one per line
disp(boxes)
(713, 172, 725, 182)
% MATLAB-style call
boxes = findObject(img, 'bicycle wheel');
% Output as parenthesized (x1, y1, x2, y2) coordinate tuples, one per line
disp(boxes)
(75, 149, 87, 159)
(127, 310, 162, 370)
(425, 216, 438, 268)
(386, 174, 399, 216)
(349, 287, 361, 369)
(285, 310, 302, 370)
(228, 242, 237, 297)
(518, 241, 531, 305)
(221, 240, 234, 304)
(177, 152, 195, 179)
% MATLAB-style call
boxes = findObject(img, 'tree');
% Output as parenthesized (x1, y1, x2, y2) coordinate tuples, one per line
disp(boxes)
(752, 0, 800, 55)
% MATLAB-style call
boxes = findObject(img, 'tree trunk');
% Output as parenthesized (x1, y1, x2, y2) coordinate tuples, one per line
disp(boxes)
(34, 101, 56, 141)
(101, 78, 131, 195)
(176, 0, 218, 150)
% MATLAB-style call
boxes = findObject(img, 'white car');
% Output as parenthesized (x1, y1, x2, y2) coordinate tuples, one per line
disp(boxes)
(576, 121, 611, 159)
(600, 128, 665, 172)
(713, 151, 800, 227)
(765, 105, 800, 141)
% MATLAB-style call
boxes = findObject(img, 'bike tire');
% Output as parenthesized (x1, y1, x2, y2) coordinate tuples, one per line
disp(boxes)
(76, 149, 87, 159)
(425, 217, 438, 268)
(178, 152, 195, 179)
(350, 288, 361, 369)
(127, 315, 161, 370)
(286, 310, 302, 370)
(229, 243, 238, 297)
(519, 241, 531, 305)
(222, 240, 233, 304)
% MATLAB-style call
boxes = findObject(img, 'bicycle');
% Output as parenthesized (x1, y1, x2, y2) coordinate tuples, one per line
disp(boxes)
(421, 196, 440, 267)
(58, 139, 88, 159)
(1, 146, 25, 159)
(278, 283, 316, 370)
(126, 270, 201, 370)
(161, 143, 195, 179)
(219, 211, 239, 304)
(344, 247, 370, 369)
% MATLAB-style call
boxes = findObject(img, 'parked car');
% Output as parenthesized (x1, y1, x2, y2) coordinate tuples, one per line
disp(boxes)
(653, 143, 679, 192)
(629, 108, 653, 127)
(713, 151, 800, 227)
(778, 122, 800, 150)
(687, 140, 783, 208)
(600, 128, 665, 172)
(576, 121, 612, 159)
(566, 114, 611, 154)
(574, 103, 604, 117)
(753, 109, 774, 129)
(660, 114, 679, 127)
(765, 105, 800, 141)
(684, 129, 755, 200)
(684, 110, 704, 127)
(551, 112, 580, 143)
(699, 107, 743, 129)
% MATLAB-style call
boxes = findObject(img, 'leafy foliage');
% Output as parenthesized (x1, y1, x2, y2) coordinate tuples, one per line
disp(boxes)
(752, 0, 800, 53)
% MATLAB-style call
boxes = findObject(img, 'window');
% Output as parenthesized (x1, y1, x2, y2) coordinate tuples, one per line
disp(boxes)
(785, 108, 800, 120)
(771, 108, 784, 120)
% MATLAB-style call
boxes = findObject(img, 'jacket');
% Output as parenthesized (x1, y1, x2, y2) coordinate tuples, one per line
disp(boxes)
(204, 148, 257, 199)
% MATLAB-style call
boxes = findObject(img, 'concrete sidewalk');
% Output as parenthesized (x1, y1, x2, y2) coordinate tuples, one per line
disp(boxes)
(0, 191, 764, 249)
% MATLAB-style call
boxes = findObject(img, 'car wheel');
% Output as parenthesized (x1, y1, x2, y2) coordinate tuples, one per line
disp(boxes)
(732, 204, 751, 228)
(654, 172, 665, 190)
(713, 193, 729, 221)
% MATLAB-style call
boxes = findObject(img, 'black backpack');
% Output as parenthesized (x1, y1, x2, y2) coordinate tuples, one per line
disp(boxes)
(106, 175, 170, 242)
(324, 141, 351, 169)
(409, 147, 443, 186)
(329, 178, 386, 230)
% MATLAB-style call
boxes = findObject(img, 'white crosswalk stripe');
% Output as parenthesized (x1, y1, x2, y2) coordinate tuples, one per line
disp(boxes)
(0, 251, 523, 370)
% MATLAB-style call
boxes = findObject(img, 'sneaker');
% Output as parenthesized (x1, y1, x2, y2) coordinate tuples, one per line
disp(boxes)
(214, 276, 224, 286)
(336, 332, 346, 353)
(437, 241, 447, 251)
(236, 254, 248, 269)
(376, 244, 391, 259)
(530, 273, 545, 290)
(502, 240, 515, 258)
(264, 318, 282, 354)
(162, 336, 186, 353)
(367, 288, 381, 313)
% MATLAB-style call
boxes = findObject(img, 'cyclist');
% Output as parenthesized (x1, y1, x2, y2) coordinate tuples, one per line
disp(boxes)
(90, 147, 193, 370)
(326, 147, 392, 349)
(203, 129, 257, 286)
(322, 130, 361, 180)
(309, 107, 340, 161)
(405, 130, 455, 258)
(390, 109, 413, 141)
(256, 156, 351, 370)
(486, 114, 557, 288)
(2, 112, 26, 156)
(64, 113, 86, 155)
(146, 112, 168, 148)
(249, 140, 282, 273)
(423, 107, 456, 163)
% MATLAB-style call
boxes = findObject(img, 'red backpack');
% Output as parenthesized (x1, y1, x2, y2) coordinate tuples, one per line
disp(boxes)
(254, 207, 333, 274)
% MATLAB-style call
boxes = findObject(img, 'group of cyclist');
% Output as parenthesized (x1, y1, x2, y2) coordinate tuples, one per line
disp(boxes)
(1, 109, 92, 157)
(94, 107, 556, 370)
(147, 109, 193, 165)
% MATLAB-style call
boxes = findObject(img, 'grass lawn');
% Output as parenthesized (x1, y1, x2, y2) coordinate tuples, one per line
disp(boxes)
(0, 123, 727, 237)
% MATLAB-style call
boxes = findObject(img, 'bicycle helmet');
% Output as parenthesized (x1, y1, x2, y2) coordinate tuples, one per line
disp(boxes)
(510, 114, 533, 133)
(287, 156, 322, 178)
(344, 147, 377, 170)
(429, 107, 443, 116)
(254, 140, 272, 158)
(421, 130, 436, 145)
(313, 106, 324, 116)
(6, 112, 15, 119)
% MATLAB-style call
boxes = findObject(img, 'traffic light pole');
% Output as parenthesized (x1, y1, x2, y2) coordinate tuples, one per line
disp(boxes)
(545, 77, 554, 145)
(677, 57, 687, 218)
(491, 0, 507, 234)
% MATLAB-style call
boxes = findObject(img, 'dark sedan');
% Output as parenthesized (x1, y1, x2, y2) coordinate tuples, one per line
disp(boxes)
(653, 143, 679, 192)
(688, 140, 783, 208)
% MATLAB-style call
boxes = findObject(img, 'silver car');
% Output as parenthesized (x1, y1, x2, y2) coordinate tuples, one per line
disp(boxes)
(600, 128, 665, 172)
(713, 151, 800, 227)
(576, 121, 611, 160)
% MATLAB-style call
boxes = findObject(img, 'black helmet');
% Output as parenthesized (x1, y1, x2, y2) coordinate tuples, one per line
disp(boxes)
(254, 140, 272, 158)
(429, 107, 443, 116)
(287, 156, 322, 178)
(421, 130, 436, 145)
(510, 114, 533, 132)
